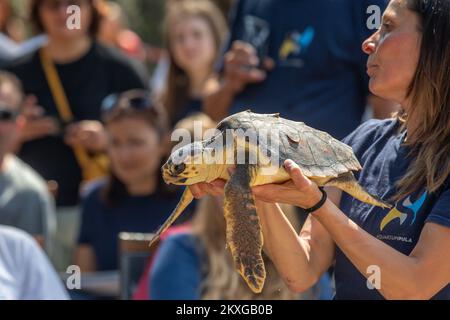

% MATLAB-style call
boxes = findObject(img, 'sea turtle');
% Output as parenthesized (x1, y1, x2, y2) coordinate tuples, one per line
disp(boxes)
(151, 110, 391, 293)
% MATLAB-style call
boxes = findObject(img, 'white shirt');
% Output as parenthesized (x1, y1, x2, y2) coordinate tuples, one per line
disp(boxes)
(0, 226, 69, 300)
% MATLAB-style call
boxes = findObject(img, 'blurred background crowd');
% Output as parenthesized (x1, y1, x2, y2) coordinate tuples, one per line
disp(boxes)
(0, 0, 398, 300)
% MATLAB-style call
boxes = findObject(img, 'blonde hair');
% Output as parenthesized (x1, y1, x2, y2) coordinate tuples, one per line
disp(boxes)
(191, 196, 302, 300)
(161, 0, 228, 125)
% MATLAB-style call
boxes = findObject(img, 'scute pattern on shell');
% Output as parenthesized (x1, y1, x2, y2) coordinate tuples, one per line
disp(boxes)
(215, 111, 362, 178)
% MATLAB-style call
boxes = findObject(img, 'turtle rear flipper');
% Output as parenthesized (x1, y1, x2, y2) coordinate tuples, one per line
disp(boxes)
(149, 188, 194, 248)
(325, 172, 392, 209)
(224, 165, 266, 293)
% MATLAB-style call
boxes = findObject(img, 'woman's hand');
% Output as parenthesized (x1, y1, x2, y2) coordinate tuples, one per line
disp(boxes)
(252, 160, 323, 209)
(189, 160, 323, 209)
(253, 160, 322, 209)
(223, 41, 274, 94)
(64, 120, 108, 153)
(19, 95, 59, 143)
(189, 179, 227, 199)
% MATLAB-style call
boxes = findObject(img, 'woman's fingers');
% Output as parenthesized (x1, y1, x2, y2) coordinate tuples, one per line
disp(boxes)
(64, 121, 108, 152)
(189, 183, 207, 199)
(284, 159, 313, 192)
(252, 160, 321, 207)
(189, 180, 226, 199)
(252, 185, 281, 203)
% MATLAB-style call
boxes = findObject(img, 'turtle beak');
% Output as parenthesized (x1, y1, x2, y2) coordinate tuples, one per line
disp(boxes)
(161, 165, 188, 185)
(161, 164, 174, 185)
(177, 177, 187, 184)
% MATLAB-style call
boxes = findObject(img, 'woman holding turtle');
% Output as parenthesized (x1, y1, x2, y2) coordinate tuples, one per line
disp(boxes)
(190, 0, 450, 299)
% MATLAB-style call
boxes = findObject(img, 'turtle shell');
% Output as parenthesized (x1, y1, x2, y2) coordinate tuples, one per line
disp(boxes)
(216, 110, 362, 178)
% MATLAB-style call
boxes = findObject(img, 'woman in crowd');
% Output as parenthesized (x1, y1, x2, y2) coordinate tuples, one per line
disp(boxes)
(159, 0, 227, 126)
(7, 0, 147, 269)
(74, 90, 185, 272)
(189, 0, 450, 299)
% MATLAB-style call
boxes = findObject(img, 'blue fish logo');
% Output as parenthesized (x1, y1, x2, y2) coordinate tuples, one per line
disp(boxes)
(380, 191, 427, 231)
(279, 27, 315, 60)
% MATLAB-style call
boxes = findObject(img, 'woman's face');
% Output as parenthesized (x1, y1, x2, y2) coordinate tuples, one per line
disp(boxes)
(362, 0, 422, 106)
(170, 15, 216, 75)
(39, 0, 93, 41)
(107, 117, 162, 187)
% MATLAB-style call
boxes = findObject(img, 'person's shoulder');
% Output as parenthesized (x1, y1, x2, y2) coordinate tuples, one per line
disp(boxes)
(0, 225, 39, 254)
(93, 42, 144, 71)
(5, 49, 40, 73)
(342, 118, 398, 145)
(6, 156, 51, 198)
(160, 227, 197, 253)
(81, 178, 106, 199)
(341, 118, 399, 159)
(0, 225, 32, 241)
(81, 178, 106, 206)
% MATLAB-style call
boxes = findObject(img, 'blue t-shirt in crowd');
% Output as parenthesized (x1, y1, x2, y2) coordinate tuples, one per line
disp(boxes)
(149, 232, 334, 300)
(223, 0, 387, 139)
(150, 232, 204, 300)
(78, 181, 187, 271)
(335, 119, 450, 299)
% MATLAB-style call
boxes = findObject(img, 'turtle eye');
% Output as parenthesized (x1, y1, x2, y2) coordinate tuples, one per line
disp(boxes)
(172, 163, 186, 175)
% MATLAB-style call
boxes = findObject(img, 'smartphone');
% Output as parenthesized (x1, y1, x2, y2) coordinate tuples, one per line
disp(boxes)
(242, 15, 270, 69)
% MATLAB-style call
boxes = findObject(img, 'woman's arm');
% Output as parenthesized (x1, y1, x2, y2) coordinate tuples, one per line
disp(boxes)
(255, 201, 336, 293)
(313, 200, 450, 299)
(189, 180, 337, 293)
(255, 160, 450, 299)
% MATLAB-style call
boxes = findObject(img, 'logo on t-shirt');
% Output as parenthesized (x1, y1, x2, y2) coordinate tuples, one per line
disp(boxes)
(279, 26, 315, 63)
(379, 191, 427, 231)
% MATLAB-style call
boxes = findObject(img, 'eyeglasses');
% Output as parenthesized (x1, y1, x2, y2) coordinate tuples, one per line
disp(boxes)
(41, 0, 87, 11)
(101, 90, 154, 116)
(0, 106, 18, 122)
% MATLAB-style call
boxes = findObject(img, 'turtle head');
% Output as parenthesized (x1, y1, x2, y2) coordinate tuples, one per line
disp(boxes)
(162, 141, 211, 186)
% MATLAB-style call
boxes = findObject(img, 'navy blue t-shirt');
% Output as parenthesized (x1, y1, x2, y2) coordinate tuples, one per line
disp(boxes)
(335, 119, 450, 299)
(223, 0, 387, 140)
(150, 232, 204, 300)
(171, 98, 203, 127)
(78, 181, 186, 271)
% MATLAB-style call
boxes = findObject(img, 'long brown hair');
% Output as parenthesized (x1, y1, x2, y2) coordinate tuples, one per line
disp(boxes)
(161, 0, 227, 125)
(394, 0, 450, 201)
(191, 196, 305, 300)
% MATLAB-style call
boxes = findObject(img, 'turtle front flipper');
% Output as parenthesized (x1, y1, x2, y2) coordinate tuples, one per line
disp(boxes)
(224, 165, 266, 293)
(325, 172, 392, 209)
(149, 187, 194, 248)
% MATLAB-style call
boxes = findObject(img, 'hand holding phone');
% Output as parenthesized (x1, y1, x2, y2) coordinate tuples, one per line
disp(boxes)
(19, 95, 59, 143)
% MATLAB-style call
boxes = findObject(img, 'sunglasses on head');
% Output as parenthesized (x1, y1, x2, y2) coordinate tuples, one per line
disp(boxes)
(101, 90, 154, 116)
(0, 106, 18, 122)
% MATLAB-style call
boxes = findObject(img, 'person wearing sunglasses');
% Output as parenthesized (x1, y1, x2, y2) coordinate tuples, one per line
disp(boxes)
(74, 90, 188, 273)
(0, 71, 57, 256)
(6, 0, 148, 271)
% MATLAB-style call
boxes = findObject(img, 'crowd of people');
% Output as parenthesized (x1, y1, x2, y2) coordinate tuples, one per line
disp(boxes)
(0, 0, 448, 300)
